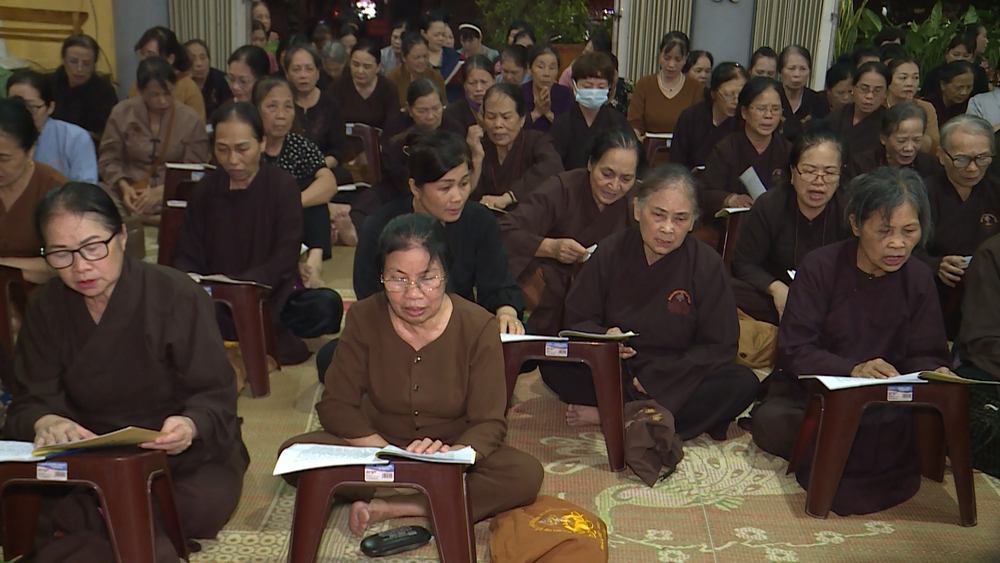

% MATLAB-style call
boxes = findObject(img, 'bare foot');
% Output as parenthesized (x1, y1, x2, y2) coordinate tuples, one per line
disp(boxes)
(349, 498, 388, 536)
(566, 404, 601, 427)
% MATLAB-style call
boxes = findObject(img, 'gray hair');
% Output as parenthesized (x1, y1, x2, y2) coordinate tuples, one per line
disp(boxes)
(939, 114, 996, 154)
(846, 167, 933, 246)
(636, 164, 700, 224)
(321, 40, 347, 64)
(881, 102, 927, 137)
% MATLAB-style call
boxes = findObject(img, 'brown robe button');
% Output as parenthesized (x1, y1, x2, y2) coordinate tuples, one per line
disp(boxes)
(414, 356, 421, 363)
(413, 384, 419, 391)
(414, 410, 419, 416)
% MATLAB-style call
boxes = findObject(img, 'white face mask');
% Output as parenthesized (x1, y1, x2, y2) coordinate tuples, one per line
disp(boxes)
(575, 83, 609, 109)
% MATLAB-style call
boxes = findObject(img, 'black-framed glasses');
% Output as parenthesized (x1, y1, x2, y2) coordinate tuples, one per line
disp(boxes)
(380, 276, 446, 293)
(941, 149, 994, 169)
(42, 233, 118, 269)
(794, 166, 841, 184)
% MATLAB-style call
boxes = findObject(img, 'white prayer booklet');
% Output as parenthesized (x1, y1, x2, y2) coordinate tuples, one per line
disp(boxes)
(336, 182, 372, 192)
(799, 373, 926, 390)
(582, 244, 598, 262)
(557, 330, 638, 341)
(738, 166, 768, 201)
(273, 443, 477, 476)
(0, 441, 46, 463)
(714, 207, 752, 218)
(186, 273, 272, 290)
(444, 60, 465, 84)
(787, 270, 797, 280)
(958, 256, 973, 269)
(500, 334, 569, 343)
(31, 426, 166, 457)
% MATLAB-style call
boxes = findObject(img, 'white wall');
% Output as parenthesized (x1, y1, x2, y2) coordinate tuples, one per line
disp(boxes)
(112, 0, 170, 98)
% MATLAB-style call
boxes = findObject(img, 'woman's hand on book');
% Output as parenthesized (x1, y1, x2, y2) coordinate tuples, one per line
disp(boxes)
(141, 416, 198, 455)
(33, 414, 97, 447)
(406, 438, 465, 455)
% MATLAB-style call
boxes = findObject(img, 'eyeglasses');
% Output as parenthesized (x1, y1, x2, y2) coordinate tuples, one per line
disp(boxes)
(225, 74, 255, 88)
(749, 105, 783, 116)
(941, 150, 994, 169)
(42, 232, 118, 269)
(21, 101, 47, 113)
(795, 166, 841, 184)
(716, 92, 739, 102)
(856, 84, 886, 96)
(380, 275, 446, 293)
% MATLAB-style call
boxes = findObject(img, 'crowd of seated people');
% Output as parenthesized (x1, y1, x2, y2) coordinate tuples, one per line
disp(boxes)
(0, 4, 999, 558)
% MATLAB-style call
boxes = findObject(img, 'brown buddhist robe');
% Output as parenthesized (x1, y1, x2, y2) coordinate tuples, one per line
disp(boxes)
(97, 98, 210, 202)
(548, 228, 759, 440)
(127, 74, 207, 122)
(731, 183, 852, 324)
(473, 129, 564, 202)
(295, 89, 348, 164)
(173, 162, 336, 365)
(752, 238, 951, 515)
(550, 104, 632, 171)
(4, 257, 249, 558)
(956, 233, 1000, 379)
(845, 147, 942, 184)
(443, 96, 479, 133)
(824, 103, 886, 161)
(781, 88, 831, 141)
(702, 131, 792, 216)
(385, 65, 448, 107)
(0, 162, 67, 258)
(49, 67, 118, 140)
(282, 293, 543, 522)
(670, 100, 740, 170)
(924, 93, 968, 128)
(499, 169, 635, 335)
(327, 74, 401, 130)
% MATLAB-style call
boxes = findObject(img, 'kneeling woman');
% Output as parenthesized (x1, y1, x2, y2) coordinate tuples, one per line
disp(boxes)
(283, 214, 543, 535)
(6, 183, 248, 560)
(546, 165, 759, 439)
(752, 168, 953, 515)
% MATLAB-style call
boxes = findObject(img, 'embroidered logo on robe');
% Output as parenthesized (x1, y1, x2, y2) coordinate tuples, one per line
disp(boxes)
(981, 213, 998, 227)
(667, 289, 692, 315)
(528, 509, 607, 550)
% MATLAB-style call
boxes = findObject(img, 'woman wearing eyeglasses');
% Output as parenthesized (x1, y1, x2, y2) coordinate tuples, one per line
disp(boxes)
(281, 213, 542, 536)
(0, 99, 67, 284)
(919, 114, 1000, 337)
(702, 77, 793, 215)
(49, 34, 118, 141)
(671, 62, 748, 171)
(226, 45, 271, 104)
(6, 182, 249, 560)
(824, 62, 890, 161)
(730, 127, 852, 325)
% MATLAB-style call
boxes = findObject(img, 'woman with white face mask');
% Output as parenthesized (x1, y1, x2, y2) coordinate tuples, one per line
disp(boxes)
(549, 53, 633, 171)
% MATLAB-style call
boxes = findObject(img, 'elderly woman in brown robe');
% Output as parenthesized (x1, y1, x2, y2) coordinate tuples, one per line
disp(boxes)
(499, 129, 640, 335)
(824, 62, 890, 161)
(545, 165, 759, 438)
(845, 102, 941, 183)
(280, 213, 543, 536)
(467, 83, 563, 211)
(98, 57, 209, 224)
(752, 167, 954, 516)
(4, 183, 248, 561)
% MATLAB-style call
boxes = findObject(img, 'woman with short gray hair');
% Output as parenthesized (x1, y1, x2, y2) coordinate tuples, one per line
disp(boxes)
(846, 101, 942, 182)
(320, 40, 347, 80)
(548, 164, 759, 440)
(922, 113, 999, 336)
(753, 166, 954, 516)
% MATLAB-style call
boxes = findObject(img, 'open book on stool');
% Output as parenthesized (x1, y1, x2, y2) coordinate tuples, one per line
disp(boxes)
(800, 371, 1000, 390)
(273, 443, 478, 476)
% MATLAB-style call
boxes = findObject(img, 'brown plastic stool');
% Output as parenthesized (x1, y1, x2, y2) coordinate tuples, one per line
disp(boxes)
(288, 460, 474, 563)
(787, 380, 976, 526)
(0, 448, 189, 562)
(502, 340, 626, 472)
(205, 282, 281, 398)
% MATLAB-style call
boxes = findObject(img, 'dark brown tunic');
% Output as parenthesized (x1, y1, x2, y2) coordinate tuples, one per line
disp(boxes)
(303, 293, 542, 521)
(845, 147, 942, 184)
(755, 239, 950, 515)
(5, 257, 248, 543)
(781, 88, 832, 141)
(920, 173, 1000, 271)
(670, 100, 740, 170)
(327, 75, 401, 130)
(925, 93, 969, 128)
(702, 131, 792, 215)
(824, 103, 886, 160)
(956, 233, 1000, 379)
(549, 104, 632, 171)
(499, 169, 635, 335)
(48, 67, 118, 140)
(473, 129, 564, 202)
(295, 89, 348, 163)
(0, 163, 67, 257)
(173, 163, 310, 363)
(443, 96, 479, 133)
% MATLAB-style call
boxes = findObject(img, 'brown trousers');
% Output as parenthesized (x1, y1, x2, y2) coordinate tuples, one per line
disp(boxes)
(280, 431, 543, 522)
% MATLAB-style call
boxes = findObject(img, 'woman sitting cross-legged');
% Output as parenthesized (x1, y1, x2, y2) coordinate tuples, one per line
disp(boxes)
(280, 213, 543, 536)
(543, 165, 759, 439)
(752, 167, 955, 515)
(4, 183, 248, 561)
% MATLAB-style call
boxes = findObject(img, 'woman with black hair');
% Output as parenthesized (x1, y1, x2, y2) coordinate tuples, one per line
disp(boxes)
(824, 61, 891, 159)
(684, 50, 714, 86)
(885, 56, 939, 153)
(825, 62, 855, 112)
(227, 45, 271, 103)
(327, 39, 401, 129)
(749, 47, 778, 78)
(925, 60, 977, 126)
(285, 43, 348, 169)
(499, 129, 642, 335)
(522, 44, 574, 133)
(671, 62, 749, 170)
(421, 9, 464, 102)
(185, 39, 234, 118)
(444, 55, 495, 132)
(7, 182, 248, 561)
(702, 77, 793, 214)
(128, 26, 206, 121)
(920, 30, 990, 99)
(467, 83, 563, 210)
(385, 33, 448, 107)
(627, 32, 703, 139)
(98, 58, 210, 224)
(49, 34, 118, 140)
(778, 45, 830, 141)
(174, 103, 343, 366)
